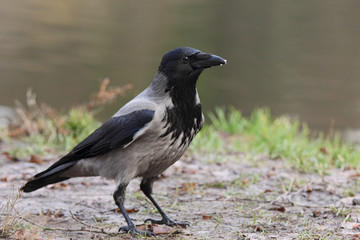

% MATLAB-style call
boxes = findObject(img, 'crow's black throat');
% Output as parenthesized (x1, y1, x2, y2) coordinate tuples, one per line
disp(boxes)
(160, 76, 203, 146)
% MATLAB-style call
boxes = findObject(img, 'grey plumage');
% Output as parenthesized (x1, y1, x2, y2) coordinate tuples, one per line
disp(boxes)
(22, 47, 226, 236)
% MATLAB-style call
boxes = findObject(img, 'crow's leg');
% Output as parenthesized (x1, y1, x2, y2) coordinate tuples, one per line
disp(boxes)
(113, 183, 155, 236)
(140, 177, 189, 228)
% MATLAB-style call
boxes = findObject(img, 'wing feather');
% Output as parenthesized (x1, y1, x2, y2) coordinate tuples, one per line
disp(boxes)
(35, 109, 155, 177)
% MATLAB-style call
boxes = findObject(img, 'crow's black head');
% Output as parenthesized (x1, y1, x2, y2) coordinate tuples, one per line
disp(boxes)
(158, 47, 226, 82)
(157, 47, 225, 146)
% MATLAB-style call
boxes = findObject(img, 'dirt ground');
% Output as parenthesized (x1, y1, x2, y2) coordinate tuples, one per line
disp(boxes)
(2, 145, 360, 240)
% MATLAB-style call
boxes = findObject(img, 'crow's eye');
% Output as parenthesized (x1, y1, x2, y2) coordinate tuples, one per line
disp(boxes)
(181, 56, 189, 64)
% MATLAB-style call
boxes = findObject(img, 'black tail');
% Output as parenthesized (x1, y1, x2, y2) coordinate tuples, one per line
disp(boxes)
(21, 175, 70, 192)
(21, 161, 76, 192)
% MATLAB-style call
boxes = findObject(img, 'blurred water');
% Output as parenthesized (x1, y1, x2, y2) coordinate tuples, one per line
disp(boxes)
(1, 0, 360, 131)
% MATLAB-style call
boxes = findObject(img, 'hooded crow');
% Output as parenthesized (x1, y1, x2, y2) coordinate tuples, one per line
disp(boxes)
(21, 47, 226, 236)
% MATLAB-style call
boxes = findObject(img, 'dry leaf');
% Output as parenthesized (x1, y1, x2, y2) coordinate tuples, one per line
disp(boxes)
(269, 206, 286, 212)
(202, 214, 212, 220)
(126, 208, 139, 213)
(51, 183, 68, 189)
(29, 155, 43, 164)
(152, 224, 178, 235)
(112, 208, 139, 213)
(349, 172, 360, 178)
(320, 147, 328, 155)
(353, 233, 360, 239)
(81, 181, 90, 187)
(7, 127, 24, 138)
(136, 223, 179, 235)
(342, 222, 360, 230)
(181, 182, 197, 192)
(181, 168, 197, 174)
(2, 151, 18, 161)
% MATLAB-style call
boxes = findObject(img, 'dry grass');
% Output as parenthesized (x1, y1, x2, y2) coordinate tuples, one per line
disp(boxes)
(0, 189, 23, 238)
(85, 78, 132, 111)
(7, 78, 132, 139)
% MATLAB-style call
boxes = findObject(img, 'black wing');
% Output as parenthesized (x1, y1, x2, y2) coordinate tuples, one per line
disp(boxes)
(41, 109, 155, 175)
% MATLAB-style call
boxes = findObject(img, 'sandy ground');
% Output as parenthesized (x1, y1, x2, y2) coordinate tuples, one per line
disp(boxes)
(2, 147, 360, 240)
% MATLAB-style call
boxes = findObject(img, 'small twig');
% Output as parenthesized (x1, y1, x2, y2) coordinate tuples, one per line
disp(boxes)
(287, 186, 340, 209)
(21, 215, 68, 231)
(253, 177, 295, 211)
(18, 209, 114, 235)
(69, 211, 105, 233)
(230, 197, 271, 204)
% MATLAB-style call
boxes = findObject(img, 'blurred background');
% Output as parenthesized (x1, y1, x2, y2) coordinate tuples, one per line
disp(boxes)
(1, 0, 360, 132)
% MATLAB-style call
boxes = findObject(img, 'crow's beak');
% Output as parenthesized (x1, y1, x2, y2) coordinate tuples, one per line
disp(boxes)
(191, 52, 227, 69)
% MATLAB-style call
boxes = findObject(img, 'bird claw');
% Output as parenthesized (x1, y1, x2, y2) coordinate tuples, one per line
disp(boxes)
(145, 218, 190, 228)
(119, 225, 155, 237)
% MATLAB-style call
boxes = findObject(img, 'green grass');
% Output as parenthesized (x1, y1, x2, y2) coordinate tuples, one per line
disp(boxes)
(3, 103, 360, 173)
(191, 107, 360, 173)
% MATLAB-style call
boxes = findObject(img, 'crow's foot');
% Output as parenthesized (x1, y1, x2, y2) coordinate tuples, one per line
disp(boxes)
(145, 218, 190, 228)
(119, 225, 155, 237)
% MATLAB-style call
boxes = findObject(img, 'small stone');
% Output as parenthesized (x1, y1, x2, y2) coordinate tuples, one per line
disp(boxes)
(313, 210, 321, 217)
(352, 198, 360, 205)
